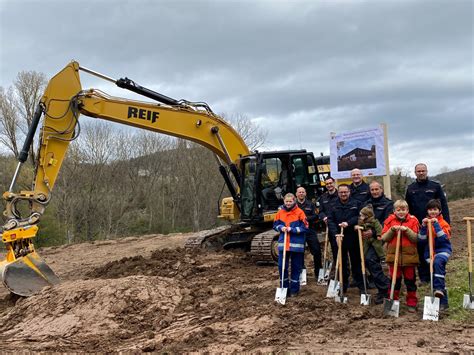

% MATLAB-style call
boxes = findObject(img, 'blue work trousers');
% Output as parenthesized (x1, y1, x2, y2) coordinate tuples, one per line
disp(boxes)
(278, 250, 304, 295)
(302, 231, 322, 277)
(426, 253, 450, 305)
(365, 246, 390, 295)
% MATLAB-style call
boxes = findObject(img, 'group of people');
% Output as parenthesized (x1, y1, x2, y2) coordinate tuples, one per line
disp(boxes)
(273, 163, 452, 312)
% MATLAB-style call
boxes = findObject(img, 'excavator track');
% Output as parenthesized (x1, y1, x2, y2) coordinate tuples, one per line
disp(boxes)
(185, 224, 278, 264)
(249, 229, 279, 265)
(184, 225, 235, 249)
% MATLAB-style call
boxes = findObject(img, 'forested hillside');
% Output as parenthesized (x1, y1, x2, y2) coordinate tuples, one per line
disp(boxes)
(0, 138, 229, 247)
(390, 166, 473, 201)
(1, 142, 471, 248)
(435, 166, 474, 200)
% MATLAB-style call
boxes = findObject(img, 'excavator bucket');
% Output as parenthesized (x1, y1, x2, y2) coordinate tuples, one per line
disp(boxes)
(0, 251, 60, 297)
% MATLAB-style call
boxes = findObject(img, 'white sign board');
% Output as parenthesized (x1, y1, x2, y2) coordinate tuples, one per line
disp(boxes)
(330, 127, 386, 179)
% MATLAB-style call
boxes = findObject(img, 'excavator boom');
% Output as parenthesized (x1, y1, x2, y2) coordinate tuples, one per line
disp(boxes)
(1, 61, 250, 296)
(1, 61, 330, 296)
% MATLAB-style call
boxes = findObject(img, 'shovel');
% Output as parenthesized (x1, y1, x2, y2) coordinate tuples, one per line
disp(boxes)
(357, 228, 371, 306)
(318, 226, 331, 285)
(299, 268, 307, 286)
(335, 228, 347, 304)
(384, 229, 401, 317)
(463, 217, 474, 309)
(326, 228, 341, 298)
(275, 231, 288, 305)
(423, 220, 440, 321)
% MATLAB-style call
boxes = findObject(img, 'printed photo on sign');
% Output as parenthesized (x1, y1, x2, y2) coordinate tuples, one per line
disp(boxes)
(337, 137, 377, 171)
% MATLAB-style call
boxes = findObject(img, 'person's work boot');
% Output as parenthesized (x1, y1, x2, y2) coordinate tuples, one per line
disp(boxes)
(434, 290, 444, 298)
(439, 303, 449, 311)
(407, 306, 417, 313)
(375, 293, 386, 305)
(349, 279, 358, 288)
(418, 279, 429, 287)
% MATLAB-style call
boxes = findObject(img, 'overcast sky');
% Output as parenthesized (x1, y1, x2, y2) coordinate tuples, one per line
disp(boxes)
(0, 0, 472, 177)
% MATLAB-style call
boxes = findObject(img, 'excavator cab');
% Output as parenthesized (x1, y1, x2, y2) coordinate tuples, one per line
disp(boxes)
(240, 150, 326, 223)
(238, 150, 330, 263)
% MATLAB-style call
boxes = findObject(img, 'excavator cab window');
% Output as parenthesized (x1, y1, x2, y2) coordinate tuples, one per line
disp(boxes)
(260, 157, 283, 211)
(288, 153, 324, 202)
(241, 157, 257, 219)
(292, 156, 308, 186)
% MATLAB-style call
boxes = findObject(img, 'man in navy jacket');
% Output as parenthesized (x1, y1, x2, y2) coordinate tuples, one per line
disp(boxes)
(318, 177, 339, 268)
(362, 181, 393, 303)
(328, 184, 363, 293)
(350, 168, 370, 204)
(405, 163, 450, 283)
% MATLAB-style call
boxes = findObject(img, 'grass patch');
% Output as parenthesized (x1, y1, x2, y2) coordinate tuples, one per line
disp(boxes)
(418, 257, 474, 322)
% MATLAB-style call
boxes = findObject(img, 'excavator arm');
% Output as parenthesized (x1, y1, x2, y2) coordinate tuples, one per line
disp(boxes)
(0, 61, 250, 296)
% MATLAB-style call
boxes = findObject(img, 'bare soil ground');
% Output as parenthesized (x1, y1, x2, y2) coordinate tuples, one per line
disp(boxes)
(0, 199, 473, 353)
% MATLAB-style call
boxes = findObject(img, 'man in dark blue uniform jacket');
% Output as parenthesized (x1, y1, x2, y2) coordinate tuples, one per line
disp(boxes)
(362, 181, 393, 303)
(328, 184, 363, 293)
(350, 168, 370, 203)
(405, 163, 450, 283)
(296, 186, 321, 281)
(318, 177, 339, 269)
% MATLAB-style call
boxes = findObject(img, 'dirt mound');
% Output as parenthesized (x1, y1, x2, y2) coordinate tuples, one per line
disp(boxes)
(86, 247, 216, 280)
(0, 276, 182, 351)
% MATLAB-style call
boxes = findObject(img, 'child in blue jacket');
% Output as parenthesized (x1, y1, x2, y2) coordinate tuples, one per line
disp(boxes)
(418, 199, 452, 310)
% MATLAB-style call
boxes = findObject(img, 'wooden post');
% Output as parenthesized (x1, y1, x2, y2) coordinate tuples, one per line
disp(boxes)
(381, 123, 391, 199)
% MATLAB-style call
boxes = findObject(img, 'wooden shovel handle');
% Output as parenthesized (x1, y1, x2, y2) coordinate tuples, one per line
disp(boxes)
(333, 227, 344, 285)
(337, 233, 343, 291)
(322, 225, 329, 264)
(390, 230, 402, 297)
(357, 228, 366, 275)
(334, 234, 341, 283)
(428, 220, 434, 274)
(465, 218, 473, 273)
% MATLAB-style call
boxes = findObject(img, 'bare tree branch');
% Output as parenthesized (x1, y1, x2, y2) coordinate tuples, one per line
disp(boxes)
(219, 112, 268, 151)
(14, 71, 47, 164)
(0, 87, 20, 157)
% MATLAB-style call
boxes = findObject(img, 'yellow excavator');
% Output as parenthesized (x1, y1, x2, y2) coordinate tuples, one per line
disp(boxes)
(0, 61, 330, 296)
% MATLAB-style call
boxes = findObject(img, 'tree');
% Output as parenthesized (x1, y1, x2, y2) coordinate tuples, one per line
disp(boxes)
(0, 71, 47, 165)
(0, 87, 20, 157)
(220, 112, 268, 151)
(391, 167, 411, 200)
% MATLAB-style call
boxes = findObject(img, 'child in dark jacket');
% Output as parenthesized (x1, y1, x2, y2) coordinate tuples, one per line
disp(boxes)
(418, 199, 452, 310)
(357, 204, 384, 259)
(381, 199, 420, 312)
(273, 193, 308, 297)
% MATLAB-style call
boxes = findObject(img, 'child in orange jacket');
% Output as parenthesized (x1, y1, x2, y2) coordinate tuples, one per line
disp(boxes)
(381, 200, 420, 312)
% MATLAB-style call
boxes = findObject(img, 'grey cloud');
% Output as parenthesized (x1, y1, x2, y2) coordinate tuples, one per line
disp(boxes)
(0, 0, 472, 176)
